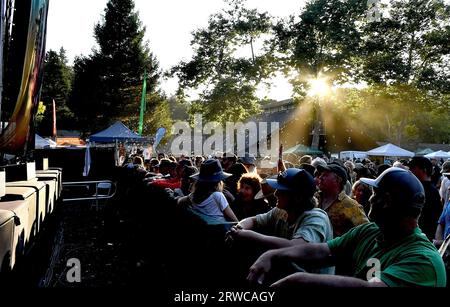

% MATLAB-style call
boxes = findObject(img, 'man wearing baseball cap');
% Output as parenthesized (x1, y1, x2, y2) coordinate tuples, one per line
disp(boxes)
(247, 167, 446, 287)
(439, 161, 450, 207)
(316, 162, 368, 237)
(408, 157, 442, 241)
(226, 168, 333, 274)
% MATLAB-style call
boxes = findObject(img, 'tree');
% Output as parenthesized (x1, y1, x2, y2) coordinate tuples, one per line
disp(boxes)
(360, 0, 450, 93)
(69, 54, 106, 133)
(270, 0, 368, 97)
(412, 94, 450, 143)
(38, 48, 74, 135)
(167, 96, 189, 121)
(335, 85, 450, 145)
(125, 93, 172, 143)
(70, 0, 169, 135)
(269, 0, 449, 148)
(171, 0, 272, 123)
(189, 77, 261, 124)
(336, 0, 450, 145)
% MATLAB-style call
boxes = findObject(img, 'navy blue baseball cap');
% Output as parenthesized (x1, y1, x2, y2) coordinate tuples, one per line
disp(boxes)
(266, 168, 316, 197)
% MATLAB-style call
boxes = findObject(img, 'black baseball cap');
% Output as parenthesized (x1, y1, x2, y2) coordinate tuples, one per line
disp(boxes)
(316, 163, 348, 182)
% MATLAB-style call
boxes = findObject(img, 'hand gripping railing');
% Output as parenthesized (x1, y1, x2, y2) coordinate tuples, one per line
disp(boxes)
(62, 180, 116, 202)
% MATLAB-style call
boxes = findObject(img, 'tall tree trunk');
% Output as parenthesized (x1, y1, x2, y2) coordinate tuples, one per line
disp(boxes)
(250, 36, 255, 64)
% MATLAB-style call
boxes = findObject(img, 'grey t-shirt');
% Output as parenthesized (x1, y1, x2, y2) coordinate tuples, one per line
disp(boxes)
(255, 207, 334, 274)
(190, 191, 229, 223)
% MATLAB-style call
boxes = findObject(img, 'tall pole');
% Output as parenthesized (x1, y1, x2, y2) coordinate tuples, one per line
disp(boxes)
(138, 69, 147, 136)
(52, 99, 57, 141)
(311, 98, 322, 150)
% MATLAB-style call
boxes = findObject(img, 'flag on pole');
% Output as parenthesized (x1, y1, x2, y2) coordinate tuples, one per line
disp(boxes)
(138, 69, 147, 136)
(153, 127, 166, 151)
(52, 99, 57, 140)
(83, 142, 91, 177)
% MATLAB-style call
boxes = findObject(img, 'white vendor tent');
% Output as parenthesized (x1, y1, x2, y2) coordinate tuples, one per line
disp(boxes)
(424, 150, 450, 160)
(366, 143, 414, 158)
(339, 151, 368, 160)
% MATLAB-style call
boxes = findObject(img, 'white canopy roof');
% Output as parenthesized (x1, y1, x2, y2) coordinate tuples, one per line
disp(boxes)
(424, 150, 450, 159)
(35, 134, 56, 149)
(366, 143, 414, 157)
(339, 151, 368, 160)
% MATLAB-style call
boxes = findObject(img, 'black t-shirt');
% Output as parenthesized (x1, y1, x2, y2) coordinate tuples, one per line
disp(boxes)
(431, 165, 441, 187)
(419, 181, 443, 241)
(231, 196, 271, 220)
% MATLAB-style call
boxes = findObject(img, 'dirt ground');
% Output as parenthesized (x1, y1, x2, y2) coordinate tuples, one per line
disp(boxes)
(7, 196, 168, 294)
(41, 200, 134, 287)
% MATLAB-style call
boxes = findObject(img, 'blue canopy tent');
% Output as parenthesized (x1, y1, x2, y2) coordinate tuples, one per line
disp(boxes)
(88, 121, 147, 143)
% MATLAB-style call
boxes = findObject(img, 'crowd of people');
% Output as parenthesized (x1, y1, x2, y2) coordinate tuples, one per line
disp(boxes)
(119, 151, 449, 288)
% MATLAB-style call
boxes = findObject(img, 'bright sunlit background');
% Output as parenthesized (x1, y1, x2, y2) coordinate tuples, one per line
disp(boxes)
(307, 76, 332, 98)
(46, 0, 307, 101)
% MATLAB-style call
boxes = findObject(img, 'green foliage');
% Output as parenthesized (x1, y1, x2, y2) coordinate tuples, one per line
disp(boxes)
(38, 48, 74, 135)
(171, 0, 272, 123)
(411, 94, 450, 143)
(60, 0, 449, 146)
(336, 84, 449, 145)
(167, 97, 189, 121)
(189, 77, 261, 124)
(269, 0, 450, 146)
(169, 0, 449, 145)
(271, 0, 368, 96)
(122, 93, 173, 144)
(35, 101, 46, 125)
(360, 0, 450, 92)
(69, 0, 169, 135)
(69, 54, 106, 132)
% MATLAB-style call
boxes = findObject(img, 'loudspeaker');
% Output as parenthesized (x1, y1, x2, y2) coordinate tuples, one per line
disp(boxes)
(4, 162, 36, 182)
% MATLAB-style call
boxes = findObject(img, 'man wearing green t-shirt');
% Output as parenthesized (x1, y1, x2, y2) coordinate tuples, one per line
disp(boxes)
(247, 167, 447, 287)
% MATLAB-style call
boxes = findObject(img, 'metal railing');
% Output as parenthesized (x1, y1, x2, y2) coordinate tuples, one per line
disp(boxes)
(62, 180, 116, 202)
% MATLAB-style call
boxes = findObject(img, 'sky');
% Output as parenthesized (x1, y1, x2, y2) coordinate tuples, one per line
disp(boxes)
(46, 0, 307, 101)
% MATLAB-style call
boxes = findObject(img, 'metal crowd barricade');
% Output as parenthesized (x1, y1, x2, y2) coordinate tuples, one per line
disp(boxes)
(62, 180, 116, 210)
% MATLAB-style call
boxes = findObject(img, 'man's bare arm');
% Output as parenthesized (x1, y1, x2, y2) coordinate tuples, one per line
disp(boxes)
(247, 243, 333, 285)
(233, 229, 307, 249)
(271, 272, 387, 288)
